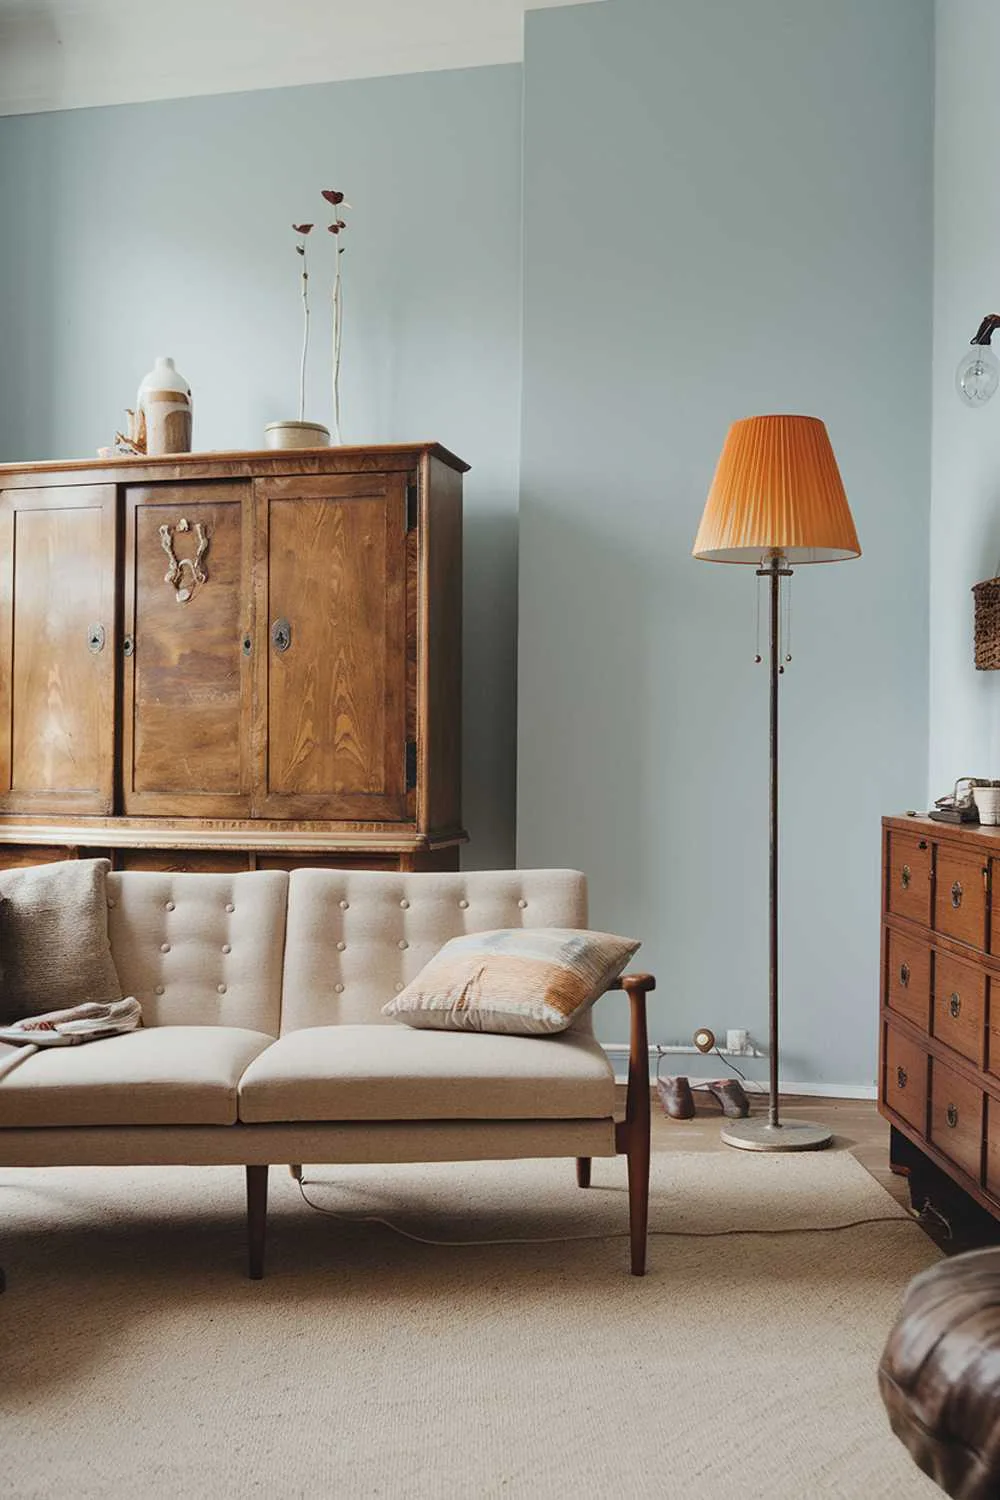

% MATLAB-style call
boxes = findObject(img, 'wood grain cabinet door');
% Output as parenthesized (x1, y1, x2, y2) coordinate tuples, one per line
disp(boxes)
(122, 482, 253, 816)
(252, 471, 410, 821)
(0, 484, 117, 813)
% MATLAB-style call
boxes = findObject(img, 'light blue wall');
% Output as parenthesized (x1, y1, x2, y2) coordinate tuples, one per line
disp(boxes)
(930, 1, 1000, 798)
(518, 0, 934, 1086)
(0, 66, 522, 869)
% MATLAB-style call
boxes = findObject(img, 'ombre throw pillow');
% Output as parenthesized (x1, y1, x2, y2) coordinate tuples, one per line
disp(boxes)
(382, 927, 640, 1036)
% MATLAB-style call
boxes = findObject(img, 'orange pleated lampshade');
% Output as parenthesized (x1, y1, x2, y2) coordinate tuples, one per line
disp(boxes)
(693, 414, 861, 564)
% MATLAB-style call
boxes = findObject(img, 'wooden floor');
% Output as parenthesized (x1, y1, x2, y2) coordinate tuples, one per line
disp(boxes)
(643, 1085, 1000, 1255)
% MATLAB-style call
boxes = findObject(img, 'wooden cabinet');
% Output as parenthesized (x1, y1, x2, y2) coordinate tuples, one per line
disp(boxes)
(0, 445, 467, 871)
(880, 816, 1000, 1223)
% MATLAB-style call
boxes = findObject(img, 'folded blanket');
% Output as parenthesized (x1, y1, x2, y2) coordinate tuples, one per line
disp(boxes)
(0, 997, 142, 1047)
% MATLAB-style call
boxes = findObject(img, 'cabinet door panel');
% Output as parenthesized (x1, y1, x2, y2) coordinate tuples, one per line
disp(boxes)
(253, 473, 409, 821)
(122, 483, 252, 816)
(0, 485, 116, 813)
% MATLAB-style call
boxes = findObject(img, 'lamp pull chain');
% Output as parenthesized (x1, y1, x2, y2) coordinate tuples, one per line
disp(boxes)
(754, 570, 763, 664)
(784, 572, 792, 668)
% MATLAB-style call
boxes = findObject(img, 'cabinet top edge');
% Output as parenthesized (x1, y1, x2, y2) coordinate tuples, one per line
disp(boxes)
(883, 812, 1000, 846)
(0, 442, 471, 483)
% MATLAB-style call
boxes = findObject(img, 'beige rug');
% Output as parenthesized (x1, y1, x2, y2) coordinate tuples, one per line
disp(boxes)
(0, 1147, 940, 1499)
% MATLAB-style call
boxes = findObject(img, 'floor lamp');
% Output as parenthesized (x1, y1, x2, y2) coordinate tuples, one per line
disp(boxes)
(693, 415, 861, 1151)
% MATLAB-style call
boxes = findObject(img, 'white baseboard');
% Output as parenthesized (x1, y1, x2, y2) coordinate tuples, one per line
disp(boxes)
(603, 1052, 876, 1101)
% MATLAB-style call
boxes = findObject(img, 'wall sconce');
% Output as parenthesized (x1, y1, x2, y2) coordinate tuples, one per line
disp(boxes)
(957, 314, 1000, 406)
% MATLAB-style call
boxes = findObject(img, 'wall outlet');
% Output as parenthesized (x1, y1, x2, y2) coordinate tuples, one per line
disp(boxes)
(726, 1028, 751, 1055)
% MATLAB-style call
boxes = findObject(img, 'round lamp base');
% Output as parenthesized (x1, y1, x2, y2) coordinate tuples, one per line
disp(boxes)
(720, 1118, 833, 1153)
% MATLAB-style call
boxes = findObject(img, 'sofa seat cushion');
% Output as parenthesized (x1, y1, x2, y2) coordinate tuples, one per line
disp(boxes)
(237, 1023, 617, 1123)
(0, 1027, 275, 1128)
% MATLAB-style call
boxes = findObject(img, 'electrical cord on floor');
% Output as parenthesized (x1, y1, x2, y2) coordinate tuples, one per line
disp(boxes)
(296, 1177, 940, 1248)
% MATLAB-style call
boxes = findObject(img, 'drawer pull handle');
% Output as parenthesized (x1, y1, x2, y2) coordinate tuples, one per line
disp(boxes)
(901, 865, 912, 890)
(952, 880, 964, 909)
(896, 1066, 908, 1089)
(947, 1104, 959, 1129)
(899, 963, 910, 988)
(949, 993, 962, 1019)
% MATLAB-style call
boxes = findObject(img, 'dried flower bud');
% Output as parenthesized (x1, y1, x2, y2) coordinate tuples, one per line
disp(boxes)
(322, 189, 344, 205)
(292, 223, 314, 234)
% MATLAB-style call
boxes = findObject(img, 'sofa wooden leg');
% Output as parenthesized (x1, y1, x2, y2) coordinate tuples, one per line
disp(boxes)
(246, 1165, 268, 1280)
(576, 1157, 592, 1188)
(627, 1124, 650, 1276)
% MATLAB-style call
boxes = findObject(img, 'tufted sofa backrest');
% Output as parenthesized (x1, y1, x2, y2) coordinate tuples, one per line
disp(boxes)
(106, 870, 288, 1033)
(279, 868, 589, 1032)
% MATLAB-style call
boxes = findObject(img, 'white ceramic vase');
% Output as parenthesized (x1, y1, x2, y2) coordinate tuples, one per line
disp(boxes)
(137, 357, 193, 455)
(264, 420, 331, 450)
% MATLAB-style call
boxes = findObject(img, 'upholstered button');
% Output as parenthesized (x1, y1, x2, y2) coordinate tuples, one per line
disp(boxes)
(154, 985, 164, 996)
(160, 943, 170, 953)
(395, 982, 404, 992)
(336, 941, 346, 952)
(334, 983, 344, 993)
(339, 900, 349, 910)
(165, 900, 175, 912)
(400, 898, 409, 909)
(217, 984, 227, 995)
(225, 903, 235, 913)
(518, 899, 528, 909)
(398, 939, 408, 950)
(107, 899, 115, 909)
(221, 943, 231, 955)
(458, 899, 469, 909)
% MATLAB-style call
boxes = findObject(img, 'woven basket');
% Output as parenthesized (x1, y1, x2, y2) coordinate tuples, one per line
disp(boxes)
(973, 576, 1000, 669)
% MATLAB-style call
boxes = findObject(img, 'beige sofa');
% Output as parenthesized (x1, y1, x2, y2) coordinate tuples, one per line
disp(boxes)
(0, 868, 654, 1277)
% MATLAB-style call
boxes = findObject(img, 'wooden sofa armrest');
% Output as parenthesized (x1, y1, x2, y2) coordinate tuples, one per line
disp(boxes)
(608, 974, 655, 1142)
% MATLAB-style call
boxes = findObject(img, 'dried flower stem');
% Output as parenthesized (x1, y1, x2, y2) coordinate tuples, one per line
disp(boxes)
(332, 251, 343, 444)
(298, 245, 310, 425)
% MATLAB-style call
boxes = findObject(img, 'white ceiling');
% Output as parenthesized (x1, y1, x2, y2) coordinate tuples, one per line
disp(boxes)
(0, 0, 600, 117)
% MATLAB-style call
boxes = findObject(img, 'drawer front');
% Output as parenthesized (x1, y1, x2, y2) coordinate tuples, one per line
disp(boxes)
(930, 1057, 983, 1182)
(886, 931, 931, 1029)
(884, 1025, 928, 1133)
(886, 832, 932, 926)
(935, 847, 988, 951)
(987, 1095, 1000, 1202)
(933, 951, 987, 1066)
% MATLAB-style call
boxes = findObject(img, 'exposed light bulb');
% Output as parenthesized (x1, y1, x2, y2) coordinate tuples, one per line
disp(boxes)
(957, 342, 1000, 407)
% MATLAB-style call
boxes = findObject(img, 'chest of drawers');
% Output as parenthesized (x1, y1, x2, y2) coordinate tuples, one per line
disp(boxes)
(880, 816, 1000, 1222)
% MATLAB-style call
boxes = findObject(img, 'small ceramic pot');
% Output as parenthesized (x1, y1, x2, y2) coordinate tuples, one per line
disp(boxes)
(974, 786, 1000, 825)
(264, 421, 331, 450)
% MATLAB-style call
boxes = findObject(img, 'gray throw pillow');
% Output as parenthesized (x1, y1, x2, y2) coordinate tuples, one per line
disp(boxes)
(0, 859, 122, 1023)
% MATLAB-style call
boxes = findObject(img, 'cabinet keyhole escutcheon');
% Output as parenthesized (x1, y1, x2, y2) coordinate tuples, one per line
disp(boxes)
(952, 880, 963, 909)
(271, 619, 292, 653)
(947, 1104, 959, 1128)
(899, 963, 910, 987)
(950, 993, 961, 1019)
(241, 634, 252, 658)
(86, 623, 105, 654)
(901, 865, 912, 890)
(897, 1066, 907, 1089)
